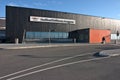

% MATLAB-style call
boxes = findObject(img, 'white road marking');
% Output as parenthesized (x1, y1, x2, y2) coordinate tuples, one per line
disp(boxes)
(0, 52, 94, 79)
(7, 56, 112, 80)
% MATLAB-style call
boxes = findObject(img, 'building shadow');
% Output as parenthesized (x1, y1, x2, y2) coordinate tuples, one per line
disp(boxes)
(17, 54, 71, 59)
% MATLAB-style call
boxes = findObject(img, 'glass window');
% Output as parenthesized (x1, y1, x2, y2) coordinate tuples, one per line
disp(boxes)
(0, 31, 5, 39)
(26, 32, 69, 39)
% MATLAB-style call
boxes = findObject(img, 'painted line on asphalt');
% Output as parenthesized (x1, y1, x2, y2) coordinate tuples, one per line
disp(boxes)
(4, 44, 80, 49)
(0, 52, 95, 80)
(7, 56, 112, 80)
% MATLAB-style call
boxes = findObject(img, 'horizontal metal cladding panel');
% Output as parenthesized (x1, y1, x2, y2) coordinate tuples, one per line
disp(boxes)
(17, 8, 76, 32)
(6, 6, 120, 43)
(7, 6, 120, 33)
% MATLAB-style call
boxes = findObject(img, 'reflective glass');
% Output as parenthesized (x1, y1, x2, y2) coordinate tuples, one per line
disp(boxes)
(26, 32, 69, 39)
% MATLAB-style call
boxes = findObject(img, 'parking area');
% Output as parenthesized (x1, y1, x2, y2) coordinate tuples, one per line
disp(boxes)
(0, 44, 120, 80)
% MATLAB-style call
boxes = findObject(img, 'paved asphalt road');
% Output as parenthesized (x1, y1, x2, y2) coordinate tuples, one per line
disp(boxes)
(0, 44, 120, 80)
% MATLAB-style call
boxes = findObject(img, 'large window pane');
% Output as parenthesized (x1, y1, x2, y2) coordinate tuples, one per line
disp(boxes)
(26, 32, 69, 39)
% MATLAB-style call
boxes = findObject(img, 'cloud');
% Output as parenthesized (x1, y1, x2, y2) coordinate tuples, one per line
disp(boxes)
(7, 2, 30, 8)
(6, 1, 63, 8)
(47, 0, 62, 5)
(7, 2, 19, 6)
(33, 2, 47, 6)
(33, 0, 62, 7)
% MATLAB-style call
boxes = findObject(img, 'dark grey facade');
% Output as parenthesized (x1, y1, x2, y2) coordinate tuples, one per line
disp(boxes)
(6, 6, 120, 43)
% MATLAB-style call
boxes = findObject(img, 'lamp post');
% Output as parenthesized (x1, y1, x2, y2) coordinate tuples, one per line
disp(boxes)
(22, 29, 26, 44)
(48, 29, 55, 44)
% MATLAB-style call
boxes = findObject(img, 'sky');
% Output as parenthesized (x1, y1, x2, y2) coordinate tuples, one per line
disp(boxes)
(1, 0, 120, 19)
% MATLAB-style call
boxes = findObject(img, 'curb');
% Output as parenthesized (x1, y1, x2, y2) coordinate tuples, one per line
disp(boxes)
(2, 44, 80, 49)
(3, 45, 62, 49)
(1, 43, 104, 50)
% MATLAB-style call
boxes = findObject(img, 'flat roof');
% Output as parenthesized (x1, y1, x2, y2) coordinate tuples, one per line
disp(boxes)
(6, 6, 120, 21)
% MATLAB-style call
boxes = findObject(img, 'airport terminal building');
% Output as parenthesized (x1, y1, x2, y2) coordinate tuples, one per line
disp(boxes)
(5, 6, 120, 43)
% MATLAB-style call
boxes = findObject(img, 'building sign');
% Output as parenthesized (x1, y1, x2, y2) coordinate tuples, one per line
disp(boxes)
(30, 16, 76, 24)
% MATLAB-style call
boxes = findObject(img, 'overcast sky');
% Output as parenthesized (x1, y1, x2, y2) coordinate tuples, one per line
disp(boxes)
(1, 0, 120, 19)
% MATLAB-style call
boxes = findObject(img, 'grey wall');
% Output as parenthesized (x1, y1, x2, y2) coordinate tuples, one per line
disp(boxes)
(6, 6, 120, 43)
